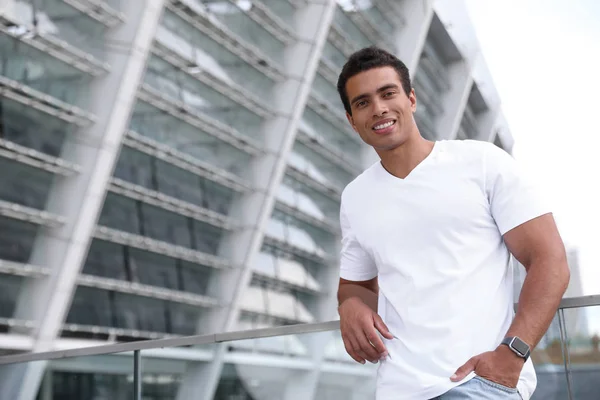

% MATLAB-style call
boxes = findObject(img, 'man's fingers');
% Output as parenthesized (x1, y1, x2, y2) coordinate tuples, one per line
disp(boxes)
(451, 356, 478, 382)
(373, 315, 394, 340)
(365, 327, 388, 356)
(355, 331, 382, 362)
(342, 334, 366, 364)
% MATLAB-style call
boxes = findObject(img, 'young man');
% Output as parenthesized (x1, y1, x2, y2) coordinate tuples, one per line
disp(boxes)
(336, 46, 570, 400)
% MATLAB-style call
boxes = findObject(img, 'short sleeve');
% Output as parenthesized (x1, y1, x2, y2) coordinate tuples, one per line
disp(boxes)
(339, 202, 378, 281)
(485, 144, 552, 235)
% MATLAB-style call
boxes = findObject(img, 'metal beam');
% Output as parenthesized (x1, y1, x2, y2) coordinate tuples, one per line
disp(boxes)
(0, 1, 166, 399)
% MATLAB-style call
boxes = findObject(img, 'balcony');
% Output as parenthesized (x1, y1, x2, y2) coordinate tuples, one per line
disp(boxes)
(0, 295, 597, 399)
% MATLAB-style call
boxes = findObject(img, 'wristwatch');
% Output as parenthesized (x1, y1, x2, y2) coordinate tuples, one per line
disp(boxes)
(501, 336, 531, 361)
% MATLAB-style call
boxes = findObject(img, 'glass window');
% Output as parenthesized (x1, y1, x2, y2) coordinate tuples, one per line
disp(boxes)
(66, 287, 114, 327)
(113, 147, 155, 189)
(144, 57, 265, 142)
(51, 372, 133, 400)
(82, 240, 128, 280)
(258, 0, 296, 30)
(0, 33, 90, 107)
(190, 220, 223, 255)
(179, 261, 212, 296)
(129, 101, 253, 178)
(128, 249, 178, 291)
(140, 203, 192, 249)
(201, 179, 235, 216)
(0, 98, 70, 157)
(97, 193, 141, 234)
(302, 108, 361, 159)
(362, 5, 395, 37)
(322, 40, 346, 70)
(332, 8, 372, 49)
(16, 0, 108, 61)
(166, 302, 201, 335)
(0, 274, 22, 318)
(113, 293, 167, 333)
(190, 0, 286, 67)
(160, 11, 277, 96)
(0, 217, 38, 263)
(0, 159, 55, 210)
(312, 73, 343, 109)
(153, 158, 204, 205)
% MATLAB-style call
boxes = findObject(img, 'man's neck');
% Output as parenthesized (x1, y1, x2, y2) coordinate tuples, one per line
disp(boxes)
(377, 136, 436, 179)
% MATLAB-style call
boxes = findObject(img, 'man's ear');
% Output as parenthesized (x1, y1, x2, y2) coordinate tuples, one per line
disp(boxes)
(346, 112, 358, 132)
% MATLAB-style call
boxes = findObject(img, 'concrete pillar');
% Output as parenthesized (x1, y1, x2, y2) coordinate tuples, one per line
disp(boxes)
(0, 1, 165, 399)
(174, 2, 337, 399)
(436, 63, 473, 140)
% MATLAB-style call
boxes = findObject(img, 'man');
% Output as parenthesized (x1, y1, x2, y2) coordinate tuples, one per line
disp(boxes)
(336, 46, 570, 400)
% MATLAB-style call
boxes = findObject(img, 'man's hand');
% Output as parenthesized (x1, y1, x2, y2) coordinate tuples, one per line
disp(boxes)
(450, 345, 526, 388)
(339, 297, 394, 364)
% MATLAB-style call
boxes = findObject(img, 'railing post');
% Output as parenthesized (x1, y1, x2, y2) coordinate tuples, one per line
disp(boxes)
(558, 309, 574, 400)
(133, 350, 142, 400)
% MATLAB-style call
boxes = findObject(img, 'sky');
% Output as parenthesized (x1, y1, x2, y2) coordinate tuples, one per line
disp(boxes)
(463, 0, 600, 332)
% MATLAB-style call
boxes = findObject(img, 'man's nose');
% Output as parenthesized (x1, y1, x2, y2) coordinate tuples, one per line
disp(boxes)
(372, 99, 389, 117)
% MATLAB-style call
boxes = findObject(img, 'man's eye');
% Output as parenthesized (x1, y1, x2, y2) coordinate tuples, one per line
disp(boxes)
(384, 91, 395, 97)
(357, 101, 367, 107)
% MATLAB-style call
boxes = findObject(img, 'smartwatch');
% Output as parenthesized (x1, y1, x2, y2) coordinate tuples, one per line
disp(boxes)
(501, 336, 531, 361)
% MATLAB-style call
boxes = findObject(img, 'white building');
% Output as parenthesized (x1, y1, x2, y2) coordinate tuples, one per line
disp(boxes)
(0, 0, 513, 398)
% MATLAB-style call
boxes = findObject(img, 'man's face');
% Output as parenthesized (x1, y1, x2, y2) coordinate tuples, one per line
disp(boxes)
(345, 66, 417, 151)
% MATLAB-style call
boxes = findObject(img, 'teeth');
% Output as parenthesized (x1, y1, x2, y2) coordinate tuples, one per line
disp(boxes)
(374, 121, 394, 130)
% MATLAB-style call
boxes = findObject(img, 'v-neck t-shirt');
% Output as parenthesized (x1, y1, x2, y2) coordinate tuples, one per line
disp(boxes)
(339, 140, 550, 400)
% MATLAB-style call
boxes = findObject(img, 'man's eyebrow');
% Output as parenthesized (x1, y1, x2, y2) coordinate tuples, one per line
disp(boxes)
(349, 84, 400, 106)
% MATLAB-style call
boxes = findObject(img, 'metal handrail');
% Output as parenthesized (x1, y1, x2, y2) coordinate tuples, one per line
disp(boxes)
(0, 295, 598, 365)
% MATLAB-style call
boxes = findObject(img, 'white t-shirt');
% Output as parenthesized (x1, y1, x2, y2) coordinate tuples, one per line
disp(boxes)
(339, 140, 550, 400)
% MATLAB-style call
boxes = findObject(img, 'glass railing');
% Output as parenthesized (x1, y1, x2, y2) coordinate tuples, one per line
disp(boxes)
(0, 295, 598, 399)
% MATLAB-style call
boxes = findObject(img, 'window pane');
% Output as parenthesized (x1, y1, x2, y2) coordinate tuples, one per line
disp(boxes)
(16, 0, 108, 61)
(97, 193, 140, 234)
(113, 147, 155, 189)
(154, 159, 203, 205)
(197, 1, 286, 67)
(322, 41, 346, 70)
(161, 11, 276, 96)
(140, 203, 192, 249)
(129, 101, 252, 178)
(0, 274, 22, 318)
(113, 293, 167, 333)
(0, 159, 54, 210)
(0, 98, 70, 157)
(167, 302, 200, 335)
(179, 261, 212, 296)
(128, 249, 178, 291)
(0, 217, 38, 263)
(66, 287, 113, 327)
(144, 56, 265, 141)
(191, 220, 223, 255)
(332, 8, 371, 49)
(82, 240, 127, 280)
(0, 33, 90, 107)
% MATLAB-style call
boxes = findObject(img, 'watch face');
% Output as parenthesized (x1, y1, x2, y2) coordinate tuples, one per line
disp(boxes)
(512, 338, 530, 356)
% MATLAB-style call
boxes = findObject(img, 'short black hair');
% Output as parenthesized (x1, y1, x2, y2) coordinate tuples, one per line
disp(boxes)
(337, 46, 412, 115)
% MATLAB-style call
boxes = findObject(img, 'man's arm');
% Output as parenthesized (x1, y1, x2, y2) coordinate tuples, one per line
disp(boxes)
(338, 277, 393, 364)
(451, 213, 570, 386)
(338, 277, 379, 312)
(503, 213, 569, 348)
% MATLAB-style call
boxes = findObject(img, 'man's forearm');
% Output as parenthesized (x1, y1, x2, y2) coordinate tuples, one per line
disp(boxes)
(338, 283, 379, 312)
(506, 259, 570, 349)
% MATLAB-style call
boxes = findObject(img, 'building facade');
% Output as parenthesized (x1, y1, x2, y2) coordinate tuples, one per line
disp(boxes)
(0, 0, 512, 399)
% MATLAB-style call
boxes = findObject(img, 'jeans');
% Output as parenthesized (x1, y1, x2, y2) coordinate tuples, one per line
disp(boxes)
(431, 376, 522, 399)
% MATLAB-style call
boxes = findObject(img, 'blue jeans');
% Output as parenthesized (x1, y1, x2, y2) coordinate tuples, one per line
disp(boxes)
(431, 376, 522, 399)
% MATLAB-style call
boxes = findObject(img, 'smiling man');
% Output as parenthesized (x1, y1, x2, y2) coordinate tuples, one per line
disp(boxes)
(335, 47, 570, 400)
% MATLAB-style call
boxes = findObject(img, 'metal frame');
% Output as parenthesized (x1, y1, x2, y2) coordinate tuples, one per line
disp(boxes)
(1, 294, 599, 366)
